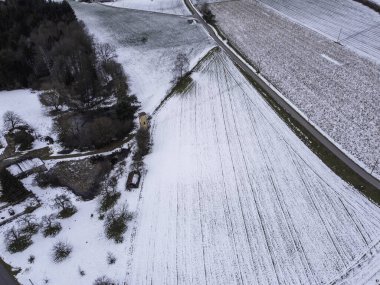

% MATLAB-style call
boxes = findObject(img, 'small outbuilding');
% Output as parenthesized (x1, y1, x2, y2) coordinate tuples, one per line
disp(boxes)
(6, 158, 46, 179)
(139, 112, 149, 130)
(127, 171, 141, 189)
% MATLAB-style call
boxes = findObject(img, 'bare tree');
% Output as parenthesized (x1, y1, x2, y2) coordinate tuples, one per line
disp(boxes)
(3, 111, 25, 131)
(41, 214, 62, 237)
(18, 214, 39, 234)
(96, 43, 117, 63)
(53, 194, 77, 218)
(172, 53, 190, 82)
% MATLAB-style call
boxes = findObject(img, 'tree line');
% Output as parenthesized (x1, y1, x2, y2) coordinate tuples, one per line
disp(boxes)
(0, 0, 137, 113)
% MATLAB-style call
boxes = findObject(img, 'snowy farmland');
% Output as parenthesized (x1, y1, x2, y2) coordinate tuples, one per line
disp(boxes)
(209, 0, 380, 178)
(127, 49, 380, 285)
(104, 0, 190, 15)
(253, 0, 380, 63)
(71, 1, 214, 113)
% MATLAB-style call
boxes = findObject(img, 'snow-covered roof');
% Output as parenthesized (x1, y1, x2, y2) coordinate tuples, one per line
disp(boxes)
(6, 158, 44, 176)
(131, 173, 139, 185)
(7, 164, 23, 176)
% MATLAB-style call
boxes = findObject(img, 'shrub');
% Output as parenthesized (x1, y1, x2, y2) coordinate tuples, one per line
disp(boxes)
(104, 206, 132, 243)
(28, 255, 35, 264)
(4, 227, 32, 253)
(52, 241, 72, 263)
(107, 252, 116, 265)
(93, 276, 115, 285)
(79, 267, 86, 276)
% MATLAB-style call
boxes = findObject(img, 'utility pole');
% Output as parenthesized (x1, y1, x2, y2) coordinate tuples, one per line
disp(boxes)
(336, 28, 342, 43)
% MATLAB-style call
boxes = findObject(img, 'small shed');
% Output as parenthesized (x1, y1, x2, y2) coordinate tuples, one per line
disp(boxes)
(139, 112, 149, 130)
(127, 171, 141, 189)
(6, 158, 46, 178)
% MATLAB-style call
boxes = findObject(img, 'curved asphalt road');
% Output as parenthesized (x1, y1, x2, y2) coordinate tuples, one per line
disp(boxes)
(184, 0, 380, 190)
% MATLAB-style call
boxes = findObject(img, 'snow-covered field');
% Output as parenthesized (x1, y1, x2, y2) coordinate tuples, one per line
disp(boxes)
(104, 0, 190, 15)
(209, 0, 380, 178)
(0, 156, 141, 285)
(71, 1, 214, 113)
(0, 89, 54, 152)
(253, 0, 380, 63)
(127, 49, 380, 284)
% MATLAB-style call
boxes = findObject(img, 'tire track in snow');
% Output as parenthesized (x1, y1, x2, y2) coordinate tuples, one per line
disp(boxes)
(240, 95, 318, 284)
(216, 54, 282, 284)
(192, 81, 208, 285)
(205, 63, 247, 284)
(212, 55, 263, 284)
(287, 148, 349, 269)
(220, 56, 316, 284)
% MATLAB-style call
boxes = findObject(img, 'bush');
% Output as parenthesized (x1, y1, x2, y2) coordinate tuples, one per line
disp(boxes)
(58, 206, 77, 218)
(13, 130, 34, 150)
(107, 252, 116, 265)
(41, 215, 62, 237)
(200, 3, 216, 24)
(52, 241, 72, 262)
(4, 227, 32, 253)
(28, 255, 35, 264)
(0, 169, 29, 202)
(99, 191, 121, 213)
(78, 267, 86, 276)
(93, 276, 115, 285)
(133, 128, 151, 164)
(104, 206, 132, 243)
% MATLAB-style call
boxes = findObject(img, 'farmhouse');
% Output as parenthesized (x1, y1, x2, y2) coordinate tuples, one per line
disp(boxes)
(127, 171, 141, 189)
(6, 158, 46, 178)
